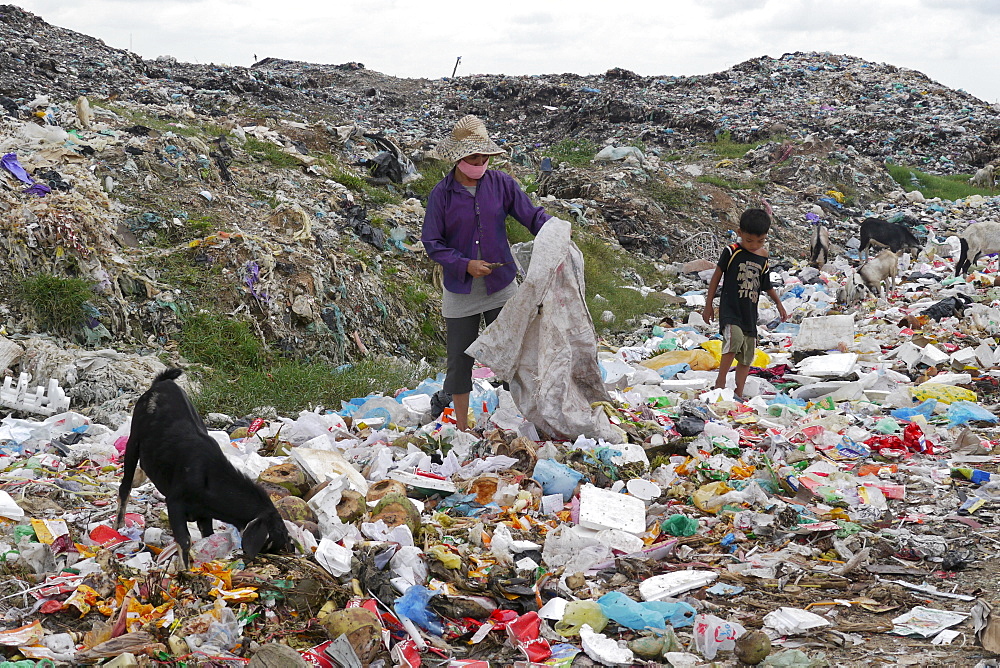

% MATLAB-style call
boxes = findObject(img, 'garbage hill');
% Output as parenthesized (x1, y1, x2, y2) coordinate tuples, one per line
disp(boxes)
(1, 4, 999, 419)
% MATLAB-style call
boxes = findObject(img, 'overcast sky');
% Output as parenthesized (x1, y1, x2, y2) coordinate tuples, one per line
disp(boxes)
(12, 0, 1000, 103)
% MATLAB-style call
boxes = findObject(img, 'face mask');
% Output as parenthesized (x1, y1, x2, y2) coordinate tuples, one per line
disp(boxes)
(457, 159, 488, 180)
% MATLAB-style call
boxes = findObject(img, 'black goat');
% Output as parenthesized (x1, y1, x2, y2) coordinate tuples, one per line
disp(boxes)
(114, 368, 289, 568)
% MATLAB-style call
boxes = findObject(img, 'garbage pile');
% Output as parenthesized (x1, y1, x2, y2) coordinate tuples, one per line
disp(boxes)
(0, 224, 999, 666)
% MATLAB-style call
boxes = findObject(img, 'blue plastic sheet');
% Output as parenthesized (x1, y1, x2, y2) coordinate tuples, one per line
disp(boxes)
(947, 401, 998, 427)
(657, 363, 690, 380)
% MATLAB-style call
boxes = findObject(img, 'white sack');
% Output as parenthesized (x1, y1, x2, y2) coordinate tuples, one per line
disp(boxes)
(466, 218, 621, 442)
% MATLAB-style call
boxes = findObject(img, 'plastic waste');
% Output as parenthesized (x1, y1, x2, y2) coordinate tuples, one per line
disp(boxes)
(890, 398, 936, 421)
(579, 624, 634, 665)
(946, 400, 998, 427)
(532, 459, 584, 501)
(912, 383, 976, 404)
(394, 585, 444, 635)
(554, 601, 608, 636)
(702, 339, 771, 368)
(190, 526, 238, 564)
(596, 591, 697, 630)
(661, 514, 699, 537)
(760, 648, 828, 667)
(469, 380, 499, 426)
(692, 614, 746, 660)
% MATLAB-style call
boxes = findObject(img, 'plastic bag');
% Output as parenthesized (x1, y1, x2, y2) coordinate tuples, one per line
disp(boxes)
(692, 614, 746, 660)
(946, 401, 998, 427)
(532, 459, 584, 502)
(554, 601, 608, 636)
(394, 585, 444, 635)
(642, 348, 718, 372)
(661, 514, 699, 537)
(912, 383, 976, 405)
(701, 339, 771, 369)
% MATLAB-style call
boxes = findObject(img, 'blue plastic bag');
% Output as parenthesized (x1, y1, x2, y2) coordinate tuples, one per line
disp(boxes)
(532, 459, 584, 501)
(947, 401, 998, 427)
(596, 591, 697, 630)
(394, 585, 444, 635)
(891, 398, 937, 421)
(657, 363, 690, 380)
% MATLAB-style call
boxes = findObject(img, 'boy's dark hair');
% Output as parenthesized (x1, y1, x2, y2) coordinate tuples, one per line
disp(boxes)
(739, 208, 771, 236)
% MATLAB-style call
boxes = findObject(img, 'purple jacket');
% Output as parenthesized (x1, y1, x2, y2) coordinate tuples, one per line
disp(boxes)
(422, 169, 550, 295)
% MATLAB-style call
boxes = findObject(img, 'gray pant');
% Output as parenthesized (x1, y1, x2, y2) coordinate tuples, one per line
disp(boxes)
(444, 307, 502, 394)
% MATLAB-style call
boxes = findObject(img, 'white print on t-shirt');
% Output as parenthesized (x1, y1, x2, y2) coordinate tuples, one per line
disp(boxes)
(736, 260, 761, 302)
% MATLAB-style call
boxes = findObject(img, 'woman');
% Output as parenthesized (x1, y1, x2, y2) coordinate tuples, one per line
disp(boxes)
(421, 115, 550, 431)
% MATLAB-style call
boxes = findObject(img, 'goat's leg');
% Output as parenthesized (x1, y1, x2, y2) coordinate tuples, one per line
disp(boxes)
(197, 517, 214, 538)
(114, 434, 140, 530)
(166, 498, 193, 570)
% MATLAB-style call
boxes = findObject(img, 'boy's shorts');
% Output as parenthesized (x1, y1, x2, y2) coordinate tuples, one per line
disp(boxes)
(722, 324, 756, 367)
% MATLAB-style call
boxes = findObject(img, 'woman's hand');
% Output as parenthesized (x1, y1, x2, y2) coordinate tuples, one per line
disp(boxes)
(467, 260, 493, 278)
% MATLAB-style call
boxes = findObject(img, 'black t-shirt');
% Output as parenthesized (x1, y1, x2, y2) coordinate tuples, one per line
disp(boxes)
(716, 243, 771, 337)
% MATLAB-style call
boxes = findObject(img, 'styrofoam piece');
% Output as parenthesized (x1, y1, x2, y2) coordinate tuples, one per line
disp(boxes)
(626, 478, 661, 501)
(931, 373, 973, 386)
(976, 343, 997, 369)
(793, 315, 855, 351)
(763, 606, 831, 635)
(951, 348, 978, 366)
(659, 378, 710, 391)
(541, 494, 564, 514)
(919, 344, 949, 366)
(594, 529, 645, 554)
(290, 446, 369, 494)
(790, 381, 859, 401)
(639, 571, 718, 601)
(890, 341, 923, 368)
(537, 597, 567, 621)
(580, 624, 634, 665)
(795, 353, 858, 378)
(388, 469, 457, 494)
(0, 374, 70, 416)
(578, 484, 646, 535)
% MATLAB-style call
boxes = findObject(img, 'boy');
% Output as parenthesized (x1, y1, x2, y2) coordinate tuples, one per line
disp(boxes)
(702, 209, 788, 401)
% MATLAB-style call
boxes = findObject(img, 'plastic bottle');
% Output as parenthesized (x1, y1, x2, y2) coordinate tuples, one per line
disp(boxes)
(554, 600, 608, 636)
(469, 380, 499, 426)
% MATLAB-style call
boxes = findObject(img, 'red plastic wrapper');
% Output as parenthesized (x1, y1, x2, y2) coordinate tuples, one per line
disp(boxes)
(390, 638, 422, 668)
(301, 641, 334, 668)
(89, 525, 129, 547)
(506, 612, 551, 663)
(247, 417, 267, 435)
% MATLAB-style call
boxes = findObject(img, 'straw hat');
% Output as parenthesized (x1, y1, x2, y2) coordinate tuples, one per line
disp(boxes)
(434, 115, 504, 163)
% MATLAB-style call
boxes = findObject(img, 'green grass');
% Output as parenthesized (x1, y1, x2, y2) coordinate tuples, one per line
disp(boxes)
(706, 131, 769, 159)
(154, 250, 226, 305)
(646, 180, 698, 208)
(886, 163, 999, 201)
(575, 232, 667, 333)
(178, 309, 428, 415)
(325, 163, 400, 205)
(696, 174, 767, 191)
(179, 312, 266, 371)
(505, 216, 536, 246)
(244, 137, 303, 169)
(546, 138, 600, 167)
(407, 159, 453, 200)
(15, 274, 96, 335)
(189, 355, 427, 416)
